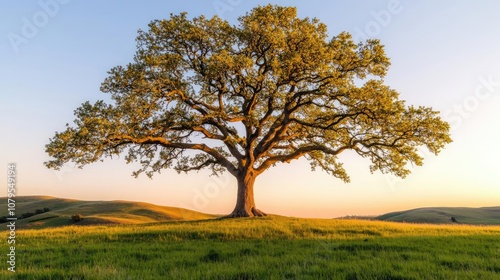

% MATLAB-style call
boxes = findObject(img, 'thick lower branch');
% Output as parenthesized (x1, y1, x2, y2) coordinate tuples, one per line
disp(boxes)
(108, 134, 238, 175)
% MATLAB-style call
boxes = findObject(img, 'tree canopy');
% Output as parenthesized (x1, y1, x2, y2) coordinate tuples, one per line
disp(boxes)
(45, 5, 451, 217)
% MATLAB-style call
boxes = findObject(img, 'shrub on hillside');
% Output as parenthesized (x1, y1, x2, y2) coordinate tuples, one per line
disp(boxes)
(71, 214, 84, 222)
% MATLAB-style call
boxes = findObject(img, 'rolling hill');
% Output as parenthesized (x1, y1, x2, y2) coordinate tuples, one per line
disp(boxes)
(3, 196, 499, 228)
(0, 196, 217, 228)
(376, 206, 500, 225)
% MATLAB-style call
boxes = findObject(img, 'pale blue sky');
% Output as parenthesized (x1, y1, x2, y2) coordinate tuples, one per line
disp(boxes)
(1, 1, 499, 217)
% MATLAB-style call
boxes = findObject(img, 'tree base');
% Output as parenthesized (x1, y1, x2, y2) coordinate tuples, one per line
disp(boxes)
(227, 207, 267, 218)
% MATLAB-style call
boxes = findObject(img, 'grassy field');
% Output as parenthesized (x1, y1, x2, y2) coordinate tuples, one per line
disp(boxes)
(2, 217, 500, 279)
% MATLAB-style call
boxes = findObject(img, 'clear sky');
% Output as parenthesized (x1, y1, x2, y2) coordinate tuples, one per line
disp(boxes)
(1, 0, 499, 218)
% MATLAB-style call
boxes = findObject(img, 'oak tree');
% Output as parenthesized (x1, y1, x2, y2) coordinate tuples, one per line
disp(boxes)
(45, 5, 451, 217)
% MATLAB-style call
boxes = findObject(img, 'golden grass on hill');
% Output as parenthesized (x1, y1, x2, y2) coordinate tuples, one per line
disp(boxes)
(0, 196, 217, 228)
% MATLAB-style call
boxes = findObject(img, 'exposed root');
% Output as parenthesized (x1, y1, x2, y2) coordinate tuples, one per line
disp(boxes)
(226, 207, 267, 218)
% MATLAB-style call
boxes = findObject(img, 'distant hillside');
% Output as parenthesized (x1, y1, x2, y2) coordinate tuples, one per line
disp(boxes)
(377, 206, 500, 225)
(0, 196, 217, 228)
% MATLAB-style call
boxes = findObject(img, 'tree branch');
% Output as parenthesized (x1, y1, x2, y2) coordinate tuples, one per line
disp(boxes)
(108, 134, 238, 175)
(255, 144, 352, 174)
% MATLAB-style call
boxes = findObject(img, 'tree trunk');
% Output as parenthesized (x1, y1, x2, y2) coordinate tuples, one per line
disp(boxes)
(228, 170, 267, 217)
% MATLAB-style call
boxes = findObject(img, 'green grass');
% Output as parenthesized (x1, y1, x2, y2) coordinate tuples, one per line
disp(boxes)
(2, 217, 500, 279)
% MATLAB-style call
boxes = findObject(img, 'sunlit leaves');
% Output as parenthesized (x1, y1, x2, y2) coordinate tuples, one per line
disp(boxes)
(45, 5, 451, 183)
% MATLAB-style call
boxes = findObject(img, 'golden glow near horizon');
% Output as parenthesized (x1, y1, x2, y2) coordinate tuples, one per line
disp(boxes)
(1, 1, 500, 217)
